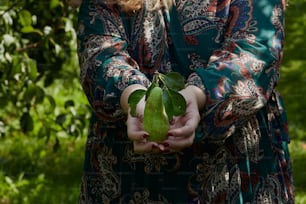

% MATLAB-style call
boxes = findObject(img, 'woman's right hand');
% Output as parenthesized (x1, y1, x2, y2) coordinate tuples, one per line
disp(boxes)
(126, 97, 167, 153)
(121, 84, 166, 153)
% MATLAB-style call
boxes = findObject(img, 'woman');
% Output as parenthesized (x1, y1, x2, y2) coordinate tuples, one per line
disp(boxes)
(75, 0, 294, 203)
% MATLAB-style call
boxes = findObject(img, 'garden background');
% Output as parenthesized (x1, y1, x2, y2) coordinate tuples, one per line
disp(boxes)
(1, 0, 306, 203)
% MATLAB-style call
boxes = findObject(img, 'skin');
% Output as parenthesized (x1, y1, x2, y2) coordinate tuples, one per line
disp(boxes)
(121, 85, 206, 153)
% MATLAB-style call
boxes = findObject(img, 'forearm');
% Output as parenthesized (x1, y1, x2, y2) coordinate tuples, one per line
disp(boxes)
(180, 85, 206, 111)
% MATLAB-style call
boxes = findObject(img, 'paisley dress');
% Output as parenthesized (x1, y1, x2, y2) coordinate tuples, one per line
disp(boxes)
(77, 0, 294, 203)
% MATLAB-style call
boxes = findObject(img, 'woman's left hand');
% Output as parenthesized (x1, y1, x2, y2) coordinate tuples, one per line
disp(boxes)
(126, 96, 168, 153)
(163, 85, 205, 152)
(163, 99, 200, 152)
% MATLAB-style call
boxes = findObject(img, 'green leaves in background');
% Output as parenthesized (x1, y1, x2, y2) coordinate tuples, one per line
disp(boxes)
(278, 0, 306, 141)
(20, 112, 34, 132)
(0, 0, 89, 144)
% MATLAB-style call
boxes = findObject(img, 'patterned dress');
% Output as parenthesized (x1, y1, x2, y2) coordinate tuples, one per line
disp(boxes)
(77, 0, 294, 203)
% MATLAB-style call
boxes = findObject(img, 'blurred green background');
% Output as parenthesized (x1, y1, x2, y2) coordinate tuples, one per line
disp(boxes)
(0, 0, 305, 203)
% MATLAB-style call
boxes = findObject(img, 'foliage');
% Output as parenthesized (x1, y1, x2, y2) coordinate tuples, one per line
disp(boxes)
(289, 141, 306, 204)
(0, 136, 85, 204)
(0, 1, 89, 203)
(0, 0, 91, 144)
(279, 0, 306, 141)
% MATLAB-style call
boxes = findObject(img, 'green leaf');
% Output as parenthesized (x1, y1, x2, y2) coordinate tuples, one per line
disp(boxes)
(128, 89, 146, 117)
(56, 114, 67, 125)
(38, 126, 51, 139)
(44, 95, 56, 113)
(20, 112, 34, 132)
(162, 72, 185, 91)
(11, 55, 22, 77)
(64, 100, 75, 109)
(21, 26, 43, 35)
(50, 0, 60, 9)
(18, 10, 32, 26)
(23, 84, 36, 104)
(53, 137, 60, 152)
(166, 88, 186, 116)
(162, 91, 174, 122)
(21, 26, 34, 33)
(35, 86, 45, 104)
(24, 84, 45, 105)
(26, 58, 38, 81)
(5, 176, 18, 193)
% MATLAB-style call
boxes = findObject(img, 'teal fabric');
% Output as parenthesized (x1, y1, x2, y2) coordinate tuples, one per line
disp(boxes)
(77, 0, 294, 203)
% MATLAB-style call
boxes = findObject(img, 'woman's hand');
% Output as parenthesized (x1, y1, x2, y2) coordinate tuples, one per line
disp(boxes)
(126, 97, 168, 153)
(163, 85, 206, 152)
(121, 84, 205, 153)
(121, 85, 167, 153)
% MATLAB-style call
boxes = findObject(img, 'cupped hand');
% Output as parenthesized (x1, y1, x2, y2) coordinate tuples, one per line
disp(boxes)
(163, 99, 200, 152)
(126, 97, 167, 153)
(124, 85, 205, 154)
(163, 85, 205, 152)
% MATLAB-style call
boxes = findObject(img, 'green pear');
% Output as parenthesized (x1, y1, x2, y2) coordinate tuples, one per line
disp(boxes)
(143, 86, 170, 142)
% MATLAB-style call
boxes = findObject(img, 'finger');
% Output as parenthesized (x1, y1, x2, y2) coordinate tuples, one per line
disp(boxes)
(164, 133, 195, 151)
(168, 123, 195, 139)
(168, 112, 200, 137)
(128, 130, 149, 142)
(133, 141, 162, 153)
(126, 114, 148, 142)
(169, 116, 187, 129)
(170, 139, 193, 150)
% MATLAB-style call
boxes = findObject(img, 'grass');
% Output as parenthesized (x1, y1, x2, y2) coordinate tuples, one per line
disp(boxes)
(0, 73, 90, 204)
(0, 136, 86, 204)
(0, 137, 305, 203)
(289, 140, 306, 204)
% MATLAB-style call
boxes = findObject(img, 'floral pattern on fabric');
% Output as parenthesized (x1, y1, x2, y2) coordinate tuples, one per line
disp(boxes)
(77, 0, 294, 203)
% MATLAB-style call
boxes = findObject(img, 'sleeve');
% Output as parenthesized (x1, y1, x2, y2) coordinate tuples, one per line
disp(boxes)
(187, 0, 286, 140)
(77, 0, 150, 122)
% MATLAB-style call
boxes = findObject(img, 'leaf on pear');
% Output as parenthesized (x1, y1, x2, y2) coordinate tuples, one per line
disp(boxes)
(162, 72, 185, 91)
(128, 89, 146, 117)
(167, 88, 186, 116)
(162, 91, 174, 122)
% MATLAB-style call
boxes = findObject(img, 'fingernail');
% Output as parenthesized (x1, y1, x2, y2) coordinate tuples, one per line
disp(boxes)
(152, 144, 159, 149)
(162, 142, 170, 147)
(167, 132, 174, 136)
(143, 134, 149, 139)
(162, 149, 170, 153)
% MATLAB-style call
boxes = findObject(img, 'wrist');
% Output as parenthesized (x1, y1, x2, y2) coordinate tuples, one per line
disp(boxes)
(181, 85, 206, 110)
(120, 84, 147, 113)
